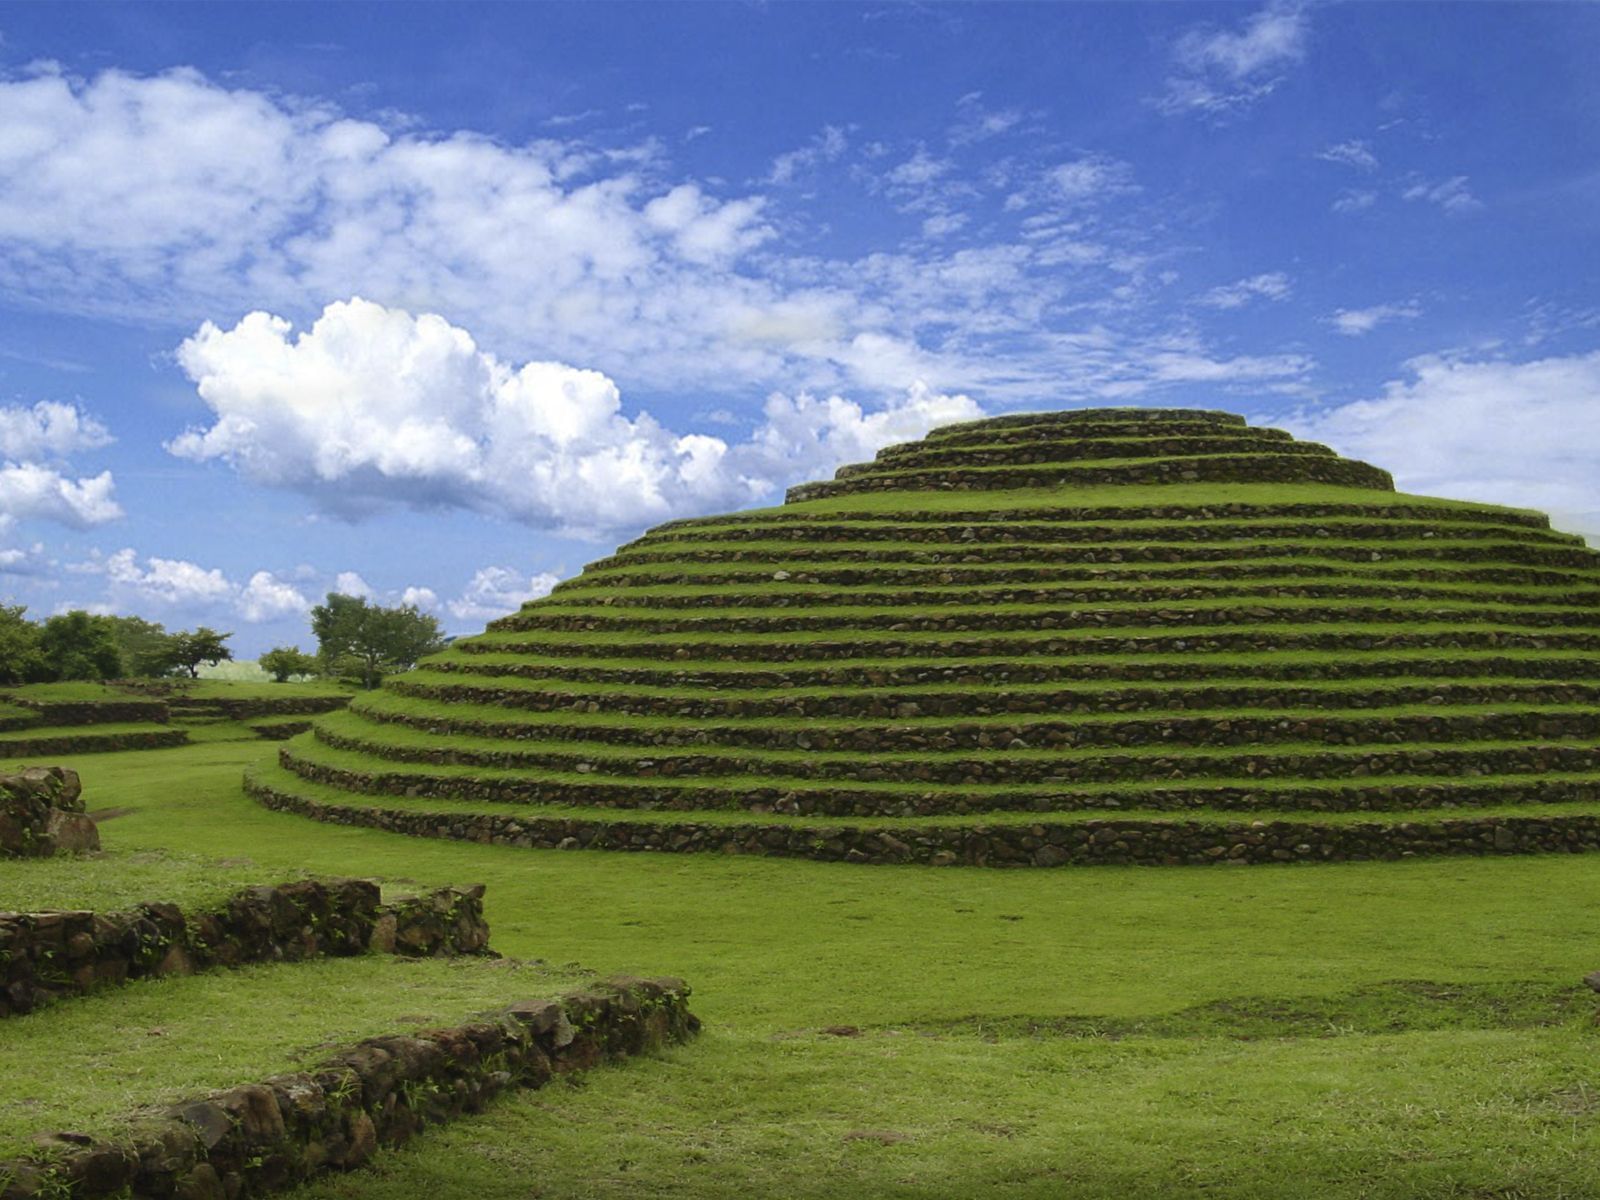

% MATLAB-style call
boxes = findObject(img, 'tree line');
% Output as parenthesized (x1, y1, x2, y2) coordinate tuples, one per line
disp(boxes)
(0, 593, 445, 689)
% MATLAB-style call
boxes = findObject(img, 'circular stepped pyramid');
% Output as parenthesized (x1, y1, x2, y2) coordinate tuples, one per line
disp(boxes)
(248, 407, 1600, 867)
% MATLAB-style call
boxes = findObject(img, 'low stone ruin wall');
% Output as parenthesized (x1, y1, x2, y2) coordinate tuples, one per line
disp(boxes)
(0, 767, 98, 858)
(168, 696, 350, 719)
(0, 730, 189, 761)
(0, 879, 491, 1019)
(12, 699, 171, 726)
(0, 976, 698, 1200)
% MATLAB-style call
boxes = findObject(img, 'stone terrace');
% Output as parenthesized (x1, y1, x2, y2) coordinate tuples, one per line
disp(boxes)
(247, 407, 1600, 867)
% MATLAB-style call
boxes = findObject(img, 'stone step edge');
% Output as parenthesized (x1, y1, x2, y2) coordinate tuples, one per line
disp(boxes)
(245, 772, 1600, 868)
(0, 975, 698, 1200)
(628, 523, 1582, 548)
(453, 629, 1600, 663)
(493, 606, 1600, 637)
(545, 583, 1600, 610)
(849, 438, 1342, 475)
(0, 728, 189, 760)
(417, 652, 1600, 689)
(590, 543, 1600, 570)
(6, 699, 171, 726)
(374, 677, 1600, 720)
(568, 566, 1600, 591)
(919, 420, 1283, 448)
(0, 880, 492, 1021)
(874, 427, 1310, 454)
(277, 749, 1600, 817)
(785, 455, 1395, 502)
(651, 501, 1552, 533)
(927, 408, 1247, 435)
(281, 738, 1600, 801)
(334, 701, 1600, 753)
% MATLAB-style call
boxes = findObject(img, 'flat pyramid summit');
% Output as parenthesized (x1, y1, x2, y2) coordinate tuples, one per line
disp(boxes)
(250, 406, 1600, 868)
(785, 407, 1394, 501)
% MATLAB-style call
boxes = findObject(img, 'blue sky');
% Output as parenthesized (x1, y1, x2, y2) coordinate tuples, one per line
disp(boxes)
(1, 2, 1597, 654)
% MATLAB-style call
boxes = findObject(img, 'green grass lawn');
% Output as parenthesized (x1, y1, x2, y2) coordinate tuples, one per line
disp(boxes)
(6, 740, 1600, 1197)
(0, 955, 588, 1158)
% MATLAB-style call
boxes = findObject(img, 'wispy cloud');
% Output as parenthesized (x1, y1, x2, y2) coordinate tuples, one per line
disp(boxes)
(1155, 2, 1309, 116)
(948, 92, 1023, 146)
(1328, 301, 1422, 336)
(767, 125, 848, 185)
(1198, 272, 1292, 310)
(1317, 140, 1378, 171)
(1402, 176, 1482, 214)
(1332, 189, 1378, 215)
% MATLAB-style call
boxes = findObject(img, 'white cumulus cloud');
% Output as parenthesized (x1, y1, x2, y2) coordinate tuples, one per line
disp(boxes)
(400, 585, 440, 612)
(239, 571, 311, 622)
(333, 571, 375, 599)
(170, 297, 984, 536)
(88, 550, 309, 622)
(1286, 351, 1600, 538)
(0, 401, 112, 460)
(104, 548, 235, 607)
(0, 463, 122, 530)
(447, 567, 562, 623)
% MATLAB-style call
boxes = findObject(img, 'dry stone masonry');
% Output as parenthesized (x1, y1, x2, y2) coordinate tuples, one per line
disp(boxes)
(0, 767, 98, 858)
(245, 406, 1600, 867)
(0, 879, 491, 1018)
(0, 975, 697, 1200)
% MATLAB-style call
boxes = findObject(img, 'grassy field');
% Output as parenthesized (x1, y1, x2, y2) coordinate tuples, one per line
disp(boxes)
(6, 739, 1600, 1197)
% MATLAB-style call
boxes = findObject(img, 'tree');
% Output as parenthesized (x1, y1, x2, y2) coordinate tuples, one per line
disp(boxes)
(107, 615, 175, 678)
(310, 593, 445, 689)
(0, 605, 43, 685)
(165, 627, 233, 679)
(259, 645, 320, 683)
(37, 611, 123, 681)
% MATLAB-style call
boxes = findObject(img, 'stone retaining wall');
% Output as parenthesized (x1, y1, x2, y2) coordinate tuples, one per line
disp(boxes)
(567, 563, 1594, 592)
(464, 628, 1600, 663)
(338, 704, 1600, 754)
(906, 421, 1292, 450)
(849, 435, 1338, 473)
(0, 729, 189, 760)
(0, 976, 698, 1200)
(246, 773, 1600, 868)
(550, 581, 1600, 610)
(928, 407, 1247, 434)
(650, 501, 1553, 533)
(168, 696, 350, 720)
(401, 652, 1600, 694)
(784, 453, 1395, 502)
(0, 880, 491, 1019)
(11, 700, 170, 726)
(249, 721, 313, 741)
(496, 602, 1600, 637)
(278, 743, 1600, 816)
(308, 718, 1600, 778)
(630, 520, 1578, 548)
(588, 540, 1599, 571)
(373, 678, 1600, 722)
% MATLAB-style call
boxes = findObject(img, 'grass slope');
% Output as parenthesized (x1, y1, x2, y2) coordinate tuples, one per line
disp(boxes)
(4, 741, 1600, 1196)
